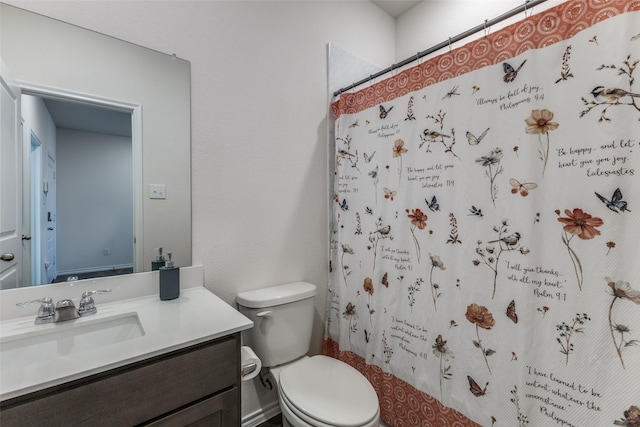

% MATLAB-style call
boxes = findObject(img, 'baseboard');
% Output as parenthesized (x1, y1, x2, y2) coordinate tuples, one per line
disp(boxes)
(241, 401, 281, 427)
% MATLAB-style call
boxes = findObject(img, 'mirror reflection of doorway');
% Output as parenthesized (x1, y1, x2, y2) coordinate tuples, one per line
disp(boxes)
(44, 152, 56, 284)
(27, 134, 42, 285)
(21, 94, 133, 285)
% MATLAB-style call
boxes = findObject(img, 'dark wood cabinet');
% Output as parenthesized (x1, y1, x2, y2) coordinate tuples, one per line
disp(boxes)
(146, 388, 238, 427)
(0, 333, 240, 426)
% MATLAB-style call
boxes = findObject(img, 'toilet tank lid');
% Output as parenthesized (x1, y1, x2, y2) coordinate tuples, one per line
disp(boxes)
(236, 282, 317, 308)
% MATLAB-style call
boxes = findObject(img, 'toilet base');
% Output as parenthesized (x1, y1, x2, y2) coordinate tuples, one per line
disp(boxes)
(277, 379, 380, 427)
(278, 382, 324, 427)
(270, 356, 380, 427)
(280, 402, 298, 427)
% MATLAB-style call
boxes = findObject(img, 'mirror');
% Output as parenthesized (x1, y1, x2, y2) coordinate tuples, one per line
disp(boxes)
(22, 95, 134, 285)
(1, 4, 191, 289)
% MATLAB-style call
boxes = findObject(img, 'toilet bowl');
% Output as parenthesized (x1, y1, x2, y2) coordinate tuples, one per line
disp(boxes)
(272, 355, 379, 427)
(236, 282, 380, 427)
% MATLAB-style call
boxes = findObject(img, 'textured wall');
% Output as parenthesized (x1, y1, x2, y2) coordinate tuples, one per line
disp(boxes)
(3, 1, 395, 423)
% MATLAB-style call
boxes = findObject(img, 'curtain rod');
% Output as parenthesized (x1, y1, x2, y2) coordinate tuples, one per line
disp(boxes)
(333, 0, 548, 97)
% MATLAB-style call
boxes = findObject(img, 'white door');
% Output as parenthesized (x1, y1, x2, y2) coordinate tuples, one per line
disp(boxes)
(44, 152, 56, 283)
(0, 60, 23, 290)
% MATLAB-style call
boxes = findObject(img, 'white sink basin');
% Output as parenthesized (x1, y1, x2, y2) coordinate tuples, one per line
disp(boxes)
(0, 312, 145, 367)
(0, 281, 253, 401)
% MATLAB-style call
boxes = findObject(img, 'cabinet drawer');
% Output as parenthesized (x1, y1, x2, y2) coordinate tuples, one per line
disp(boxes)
(145, 387, 238, 427)
(1, 335, 239, 426)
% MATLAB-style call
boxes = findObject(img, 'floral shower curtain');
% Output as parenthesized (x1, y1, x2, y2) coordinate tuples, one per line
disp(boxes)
(324, 1, 640, 426)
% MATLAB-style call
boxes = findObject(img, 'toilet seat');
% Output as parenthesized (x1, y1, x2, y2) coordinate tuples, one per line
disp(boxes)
(279, 385, 339, 427)
(278, 355, 379, 427)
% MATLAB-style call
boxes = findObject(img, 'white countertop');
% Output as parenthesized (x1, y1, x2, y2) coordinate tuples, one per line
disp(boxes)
(0, 274, 253, 401)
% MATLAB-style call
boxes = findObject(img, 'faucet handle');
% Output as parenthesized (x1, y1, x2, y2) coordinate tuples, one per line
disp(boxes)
(78, 289, 112, 317)
(16, 297, 56, 324)
(16, 297, 53, 307)
(81, 289, 112, 299)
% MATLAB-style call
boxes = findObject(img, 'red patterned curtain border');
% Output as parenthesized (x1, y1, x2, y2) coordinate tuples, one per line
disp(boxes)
(323, 338, 482, 426)
(331, 0, 640, 119)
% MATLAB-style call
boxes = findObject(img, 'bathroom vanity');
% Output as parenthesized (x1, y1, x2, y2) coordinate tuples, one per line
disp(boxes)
(1, 335, 239, 425)
(0, 266, 253, 426)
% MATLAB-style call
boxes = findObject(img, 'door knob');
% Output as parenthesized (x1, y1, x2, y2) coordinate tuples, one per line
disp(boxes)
(1, 253, 15, 262)
(22, 234, 32, 241)
(47, 227, 54, 231)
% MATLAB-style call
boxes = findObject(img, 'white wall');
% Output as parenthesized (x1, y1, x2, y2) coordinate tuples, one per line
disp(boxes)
(56, 128, 133, 275)
(396, 0, 522, 61)
(3, 1, 396, 423)
(20, 96, 56, 158)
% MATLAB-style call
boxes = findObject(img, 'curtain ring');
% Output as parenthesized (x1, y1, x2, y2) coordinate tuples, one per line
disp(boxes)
(416, 52, 421, 65)
(524, 0, 529, 18)
(483, 19, 488, 37)
(448, 37, 452, 54)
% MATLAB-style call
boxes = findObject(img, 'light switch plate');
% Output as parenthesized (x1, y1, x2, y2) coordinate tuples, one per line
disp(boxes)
(149, 184, 166, 199)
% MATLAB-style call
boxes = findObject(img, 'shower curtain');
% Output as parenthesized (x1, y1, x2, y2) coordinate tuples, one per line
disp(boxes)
(325, 1, 640, 426)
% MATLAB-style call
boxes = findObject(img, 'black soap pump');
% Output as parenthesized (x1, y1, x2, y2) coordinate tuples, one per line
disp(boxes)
(151, 247, 166, 271)
(159, 252, 180, 300)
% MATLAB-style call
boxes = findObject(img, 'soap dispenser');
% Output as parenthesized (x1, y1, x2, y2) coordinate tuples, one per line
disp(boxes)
(151, 247, 166, 271)
(159, 252, 180, 300)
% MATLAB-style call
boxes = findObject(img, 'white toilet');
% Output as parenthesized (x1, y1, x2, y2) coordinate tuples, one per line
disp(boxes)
(237, 282, 380, 427)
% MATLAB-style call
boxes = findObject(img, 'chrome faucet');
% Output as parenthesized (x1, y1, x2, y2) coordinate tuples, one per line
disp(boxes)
(16, 297, 56, 324)
(78, 289, 112, 316)
(17, 289, 112, 324)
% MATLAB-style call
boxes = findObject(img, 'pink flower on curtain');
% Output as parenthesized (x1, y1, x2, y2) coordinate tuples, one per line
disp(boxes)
(369, 218, 392, 274)
(432, 334, 454, 400)
(475, 148, 503, 206)
(429, 255, 446, 311)
(614, 405, 640, 426)
(525, 109, 559, 176)
(606, 278, 640, 369)
(406, 208, 428, 263)
(556, 208, 603, 291)
(363, 277, 374, 295)
(363, 277, 375, 327)
(340, 243, 354, 287)
(342, 302, 358, 348)
(393, 139, 408, 184)
(466, 304, 496, 374)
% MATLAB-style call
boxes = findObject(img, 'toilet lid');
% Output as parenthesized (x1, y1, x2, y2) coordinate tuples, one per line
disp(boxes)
(279, 355, 379, 427)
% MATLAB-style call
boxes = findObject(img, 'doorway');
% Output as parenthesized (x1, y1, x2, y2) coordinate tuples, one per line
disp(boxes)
(27, 134, 42, 285)
(21, 92, 137, 286)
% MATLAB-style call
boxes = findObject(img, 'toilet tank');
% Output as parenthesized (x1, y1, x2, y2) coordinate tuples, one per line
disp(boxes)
(236, 282, 317, 368)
